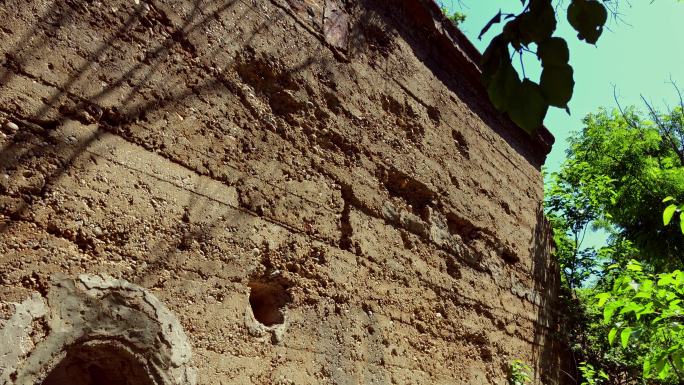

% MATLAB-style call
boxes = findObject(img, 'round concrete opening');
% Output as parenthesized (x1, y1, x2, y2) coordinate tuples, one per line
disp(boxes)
(41, 342, 155, 385)
(248, 280, 291, 326)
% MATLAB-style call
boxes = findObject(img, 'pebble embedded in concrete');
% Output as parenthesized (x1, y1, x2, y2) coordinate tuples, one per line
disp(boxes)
(3, 121, 19, 133)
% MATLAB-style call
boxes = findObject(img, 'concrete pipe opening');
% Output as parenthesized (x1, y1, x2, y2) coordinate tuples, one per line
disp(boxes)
(41, 342, 155, 385)
(1, 275, 196, 385)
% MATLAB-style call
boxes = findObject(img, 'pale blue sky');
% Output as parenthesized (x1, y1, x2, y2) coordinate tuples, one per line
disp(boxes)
(441, 0, 684, 248)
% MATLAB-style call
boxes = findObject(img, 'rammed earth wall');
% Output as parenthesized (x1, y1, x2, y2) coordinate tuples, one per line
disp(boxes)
(0, 0, 564, 383)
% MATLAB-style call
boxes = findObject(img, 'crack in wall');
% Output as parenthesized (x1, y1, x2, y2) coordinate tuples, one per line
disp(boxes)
(338, 184, 355, 252)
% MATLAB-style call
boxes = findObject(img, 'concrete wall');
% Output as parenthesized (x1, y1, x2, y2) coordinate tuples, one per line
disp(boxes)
(0, 0, 564, 383)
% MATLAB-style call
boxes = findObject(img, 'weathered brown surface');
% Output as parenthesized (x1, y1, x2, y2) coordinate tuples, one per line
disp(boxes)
(1, 275, 196, 385)
(0, 0, 563, 384)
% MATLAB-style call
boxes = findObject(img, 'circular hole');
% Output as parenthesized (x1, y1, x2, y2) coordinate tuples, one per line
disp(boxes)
(41, 343, 155, 385)
(248, 280, 291, 326)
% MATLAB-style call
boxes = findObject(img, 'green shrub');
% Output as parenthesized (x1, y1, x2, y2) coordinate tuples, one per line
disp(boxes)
(508, 360, 532, 385)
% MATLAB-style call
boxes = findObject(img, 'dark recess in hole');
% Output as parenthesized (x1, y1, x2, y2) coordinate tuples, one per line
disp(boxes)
(248, 279, 291, 326)
(451, 129, 470, 159)
(380, 167, 436, 220)
(41, 343, 154, 385)
(445, 212, 479, 242)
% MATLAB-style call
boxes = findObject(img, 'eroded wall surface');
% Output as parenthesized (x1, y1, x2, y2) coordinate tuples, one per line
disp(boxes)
(0, 0, 563, 383)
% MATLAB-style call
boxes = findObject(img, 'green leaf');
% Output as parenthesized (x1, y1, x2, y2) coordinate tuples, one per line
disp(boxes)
(487, 62, 521, 112)
(663, 196, 675, 203)
(643, 359, 651, 377)
(680, 215, 684, 234)
(635, 279, 654, 295)
(537, 37, 570, 66)
(507, 79, 548, 133)
(603, 301, 622, 323)
(676, 271, 684, 285)
(502, 19, 523, 50)
(567, 0, 607, 44)
(620, 302, 643, 316)
(584, 0, 608, 25)
(656, 287, 668, 297)
(567, 2, 582, 30)
(664, 204, 677, 225)
(518, 4, 556, 44)
(636, 306, 655, 320)
(654, 357, 668, 379)
(658, 359, 670, 380)
(620, 327, 632, 348)
(608, 327, 618, 345)
(626, 261, 643, 272)
(673, 352, 684, 371)
(540, 64, 574, 107)
(481, 35, 509, 82)
(659, 274, 676, 286)
(633, 289, 652, 299)
(596, 292, 611, 307)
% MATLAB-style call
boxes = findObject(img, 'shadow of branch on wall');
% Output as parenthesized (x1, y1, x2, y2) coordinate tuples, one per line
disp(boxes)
(0, 0, 322, 267)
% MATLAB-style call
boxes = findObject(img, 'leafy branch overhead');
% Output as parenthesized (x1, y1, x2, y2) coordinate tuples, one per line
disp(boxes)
(440, 6, 466, 27)
(480, 0, 608, 132)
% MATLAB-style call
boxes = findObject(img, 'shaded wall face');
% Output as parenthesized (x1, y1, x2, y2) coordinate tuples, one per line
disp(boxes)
(0, 0, 562, 384)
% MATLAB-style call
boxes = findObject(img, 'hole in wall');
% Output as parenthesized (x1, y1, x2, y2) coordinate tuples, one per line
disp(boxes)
(451, 130, 470, 159)
(248, 279, 291, 326)
(380, 167, 436, 220)
(445, 212, 479, 242)
(41, 342, 155, 385)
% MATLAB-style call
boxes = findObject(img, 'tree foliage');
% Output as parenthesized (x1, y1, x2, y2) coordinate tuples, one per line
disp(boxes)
(479, 0, 609, 131)
(599, 260, 684, 382)
(550, 107, 684, 269)
(546, 101, 684, 383)
(508, 360, 532, 385)
(578, 362, 609, 385)
(472, 0, 684, 132)
(440, 6, 466, 27)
